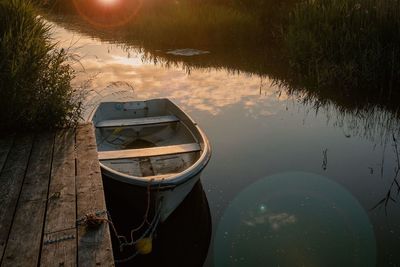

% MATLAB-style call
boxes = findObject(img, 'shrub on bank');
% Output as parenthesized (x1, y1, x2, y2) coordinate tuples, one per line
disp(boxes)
(0, 0, 82, 131)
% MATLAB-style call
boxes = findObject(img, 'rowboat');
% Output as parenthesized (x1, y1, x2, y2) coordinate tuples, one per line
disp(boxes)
(106, 180, 212, 264)
(90, 99, 211, 221)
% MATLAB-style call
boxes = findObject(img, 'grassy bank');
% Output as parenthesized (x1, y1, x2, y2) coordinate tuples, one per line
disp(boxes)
(0, 0, 82, 131)
(284, 0, 400, 101)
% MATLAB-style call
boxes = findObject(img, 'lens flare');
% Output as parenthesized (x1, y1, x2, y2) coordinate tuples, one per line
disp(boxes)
(72, 0, 142, 28)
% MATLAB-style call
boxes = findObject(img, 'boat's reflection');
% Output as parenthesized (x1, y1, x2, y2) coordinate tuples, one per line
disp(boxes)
(103, 179, 212, 266)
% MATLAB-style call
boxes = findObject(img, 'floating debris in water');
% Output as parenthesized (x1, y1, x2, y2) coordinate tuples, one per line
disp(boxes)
(166, 48, 210, 56)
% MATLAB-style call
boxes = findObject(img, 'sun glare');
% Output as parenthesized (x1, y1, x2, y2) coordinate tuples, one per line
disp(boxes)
(98, 0, 118, 6)
(73, 0, 142, 28)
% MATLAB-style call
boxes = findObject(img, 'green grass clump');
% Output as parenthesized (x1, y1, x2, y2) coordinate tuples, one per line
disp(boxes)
(284, 0, 400, 99)
(0, 0, 82, 131)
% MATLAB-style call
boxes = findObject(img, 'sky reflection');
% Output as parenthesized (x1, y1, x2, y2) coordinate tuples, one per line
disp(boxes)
(51, 23, 289, 119)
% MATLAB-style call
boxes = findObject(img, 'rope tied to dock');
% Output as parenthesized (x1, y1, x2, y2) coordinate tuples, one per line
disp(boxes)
(113, 179, 164, 263)
(77, 212, 108, 228)
(76, 179, 164, 264)
(113, 198, 163, 264)
(76, 210, 108, 228)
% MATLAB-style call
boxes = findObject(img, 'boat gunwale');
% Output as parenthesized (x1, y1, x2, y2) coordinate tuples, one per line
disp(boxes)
(90, 98, 212, 188)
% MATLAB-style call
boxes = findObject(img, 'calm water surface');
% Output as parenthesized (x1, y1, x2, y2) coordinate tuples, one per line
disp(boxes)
(52, 21, 400, 266)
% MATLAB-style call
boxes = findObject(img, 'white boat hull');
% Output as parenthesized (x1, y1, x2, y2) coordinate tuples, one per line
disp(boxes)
(102, 170, 202, 222)
(157, 173, 200, 221)
(91, 99, 211, 221)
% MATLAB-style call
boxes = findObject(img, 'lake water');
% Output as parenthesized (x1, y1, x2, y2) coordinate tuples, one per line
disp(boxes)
(51, 19, 400, 266)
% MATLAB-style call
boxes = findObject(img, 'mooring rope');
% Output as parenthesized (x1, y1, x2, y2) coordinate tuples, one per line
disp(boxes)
(125, 179, 154, 235)
(76, 178, 164, 264)
(76, 199, 163, 263)
(113, 201, 162, 264)
(76, 177, 165, 264)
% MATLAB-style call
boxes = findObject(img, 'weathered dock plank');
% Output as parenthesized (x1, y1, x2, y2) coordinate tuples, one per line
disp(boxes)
(0, 135, 34, 262)
(0, 124, 114, 266)
(40, 130, 77, 267)
(41, 228, 76, 267)
(43, 130, 77, 233)
(1, 133, 55, 267)
(76, 124, 114, 266)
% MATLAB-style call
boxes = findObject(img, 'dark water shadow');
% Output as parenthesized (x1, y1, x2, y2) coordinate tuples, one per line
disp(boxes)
(102, 178, 212, 267)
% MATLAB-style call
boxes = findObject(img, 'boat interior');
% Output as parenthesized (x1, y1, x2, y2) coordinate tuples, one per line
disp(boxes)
(92, 100, 202, 179)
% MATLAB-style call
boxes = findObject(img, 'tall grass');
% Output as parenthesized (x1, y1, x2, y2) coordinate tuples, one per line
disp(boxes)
(128, 2, 260, 48)
(0, 0, 82, 131)
(38, 0, 296, 49)
(284, 0, 400, 100)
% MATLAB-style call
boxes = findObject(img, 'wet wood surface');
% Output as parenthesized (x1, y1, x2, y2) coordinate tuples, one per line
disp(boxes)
(0, 124, 114, 267)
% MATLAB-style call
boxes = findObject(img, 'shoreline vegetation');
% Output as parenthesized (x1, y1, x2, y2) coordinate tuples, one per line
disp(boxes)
(285, 0, 400, 102)
(4, 0, 400, 130)
(40, 0, 400, 109)
(0, 0, 82, 131)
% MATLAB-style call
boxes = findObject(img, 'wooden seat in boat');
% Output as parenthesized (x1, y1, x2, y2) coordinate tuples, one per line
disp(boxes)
(98, 143, 201, 160)
(96, 115, 179, 128)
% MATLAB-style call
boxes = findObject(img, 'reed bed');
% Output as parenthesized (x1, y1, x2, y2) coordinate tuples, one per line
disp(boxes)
(284, 0, 400, 98)
(129, 2, 260, 48)
(0, 0, 82, 131)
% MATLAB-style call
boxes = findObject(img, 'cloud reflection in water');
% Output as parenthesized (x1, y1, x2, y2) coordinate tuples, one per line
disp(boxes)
(51, 22, 289, 120)
(243, 211, 297, 231)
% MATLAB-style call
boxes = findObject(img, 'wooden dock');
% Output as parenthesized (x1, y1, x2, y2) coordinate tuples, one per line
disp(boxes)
(0, 124, 114, 266)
